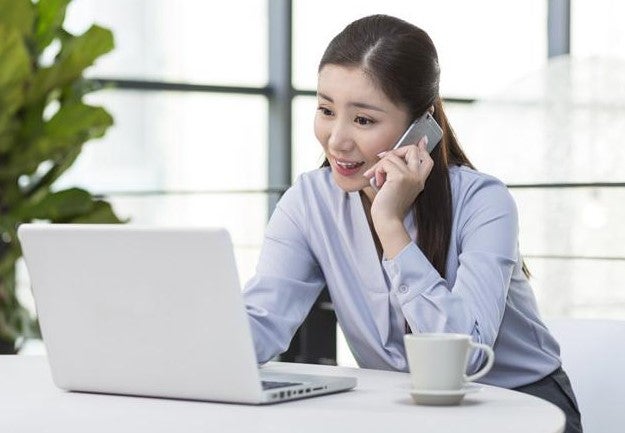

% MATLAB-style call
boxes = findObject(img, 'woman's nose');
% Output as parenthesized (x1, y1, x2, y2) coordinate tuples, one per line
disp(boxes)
(327, 123, 353, 152)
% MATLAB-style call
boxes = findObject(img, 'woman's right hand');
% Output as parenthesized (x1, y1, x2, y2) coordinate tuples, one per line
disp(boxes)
(363, 136, 433, 258)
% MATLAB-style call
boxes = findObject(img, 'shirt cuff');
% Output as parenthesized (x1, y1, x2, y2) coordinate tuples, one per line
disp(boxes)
(382, 242, 440, 302)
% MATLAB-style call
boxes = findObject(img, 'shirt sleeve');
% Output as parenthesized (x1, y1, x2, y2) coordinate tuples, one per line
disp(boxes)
(382, 177, 519, 373)
(242, 181, 326, 364)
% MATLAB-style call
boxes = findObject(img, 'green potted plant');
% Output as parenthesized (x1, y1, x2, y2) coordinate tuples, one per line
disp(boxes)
(0, 0, 123, 353)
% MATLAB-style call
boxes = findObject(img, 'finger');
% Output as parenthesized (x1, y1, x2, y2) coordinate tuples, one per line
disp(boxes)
(419, 135, 429, 152)
(419, 145, 434, 166)
(411, 136, 428, 165)
(371, 157, 400, 189)
(420, 152, 435, 175)
(391, 136, 427, 159)
(373, 159, 392, 188)
(420, 159, 435, 180)
(374, 169, 386, 188)
(381, 152, 409, 174)
(405, 145, 421, 171)
(366, 144, 398, 177)
(363, 161, 381, 178)
(386, 144, 416, 159)
(364, 150, 406, 179)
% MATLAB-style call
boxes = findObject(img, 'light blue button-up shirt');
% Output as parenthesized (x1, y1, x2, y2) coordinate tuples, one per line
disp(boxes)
(243, 165, 561, 388)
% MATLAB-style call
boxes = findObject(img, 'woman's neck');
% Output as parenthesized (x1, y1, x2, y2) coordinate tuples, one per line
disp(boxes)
(359, 189, 383, 260)
(361, 185, 376, 204)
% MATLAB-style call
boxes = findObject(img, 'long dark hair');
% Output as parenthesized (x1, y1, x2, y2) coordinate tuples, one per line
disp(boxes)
(319, 15, 529, 278)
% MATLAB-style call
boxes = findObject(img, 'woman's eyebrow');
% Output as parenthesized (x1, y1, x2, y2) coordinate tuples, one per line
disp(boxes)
(317, 92, 333, 102)
(351, 101, 387, 113)
(317, 92, 387, 113)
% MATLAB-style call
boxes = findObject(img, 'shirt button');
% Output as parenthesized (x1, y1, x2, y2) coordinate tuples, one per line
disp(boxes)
(398, 284, 409, 294)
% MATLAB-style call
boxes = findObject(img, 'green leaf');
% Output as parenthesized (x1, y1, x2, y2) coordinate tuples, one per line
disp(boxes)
(0, 182, 23, 215)
(34, 0, 72, 54)
(27, 25, 114, 103)
(0, 244, 21, 279)
(20, 145, 82, 202)
(12, 187, 94, 221)
(0, 0, 35, 38)
(0, 102, 113, 178)
(0, 25, 32, 153)
(0, 312, 19, 342)
(0, 25, 31, 98)
(45, 101, 113, 142)
(0, 119, 21, 155)
(68, 200, 126, 224)
(0, 0, 121, 350)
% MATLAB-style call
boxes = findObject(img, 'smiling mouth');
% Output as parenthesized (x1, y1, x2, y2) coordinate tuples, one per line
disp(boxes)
(335, 158, 365, 170)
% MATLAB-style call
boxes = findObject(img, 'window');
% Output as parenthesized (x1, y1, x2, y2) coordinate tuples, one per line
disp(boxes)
(572, 0, 625, 59)
(64, 0, 268, 86)
(293, 0, 547, 99)
(53, 0, 270, 281)
(19, 1, 624, 363)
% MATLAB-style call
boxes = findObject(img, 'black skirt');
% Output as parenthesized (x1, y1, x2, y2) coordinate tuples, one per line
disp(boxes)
(513, 367, 583, 433)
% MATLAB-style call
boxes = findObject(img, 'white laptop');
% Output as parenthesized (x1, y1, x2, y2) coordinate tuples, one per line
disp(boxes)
(17, 224, 356, 404)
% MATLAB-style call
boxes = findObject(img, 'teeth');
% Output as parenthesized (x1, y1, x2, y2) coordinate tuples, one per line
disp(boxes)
(336, 160, 363, 169)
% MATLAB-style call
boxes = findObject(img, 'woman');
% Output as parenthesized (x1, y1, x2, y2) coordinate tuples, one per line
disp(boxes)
(243, 14, 581, 432)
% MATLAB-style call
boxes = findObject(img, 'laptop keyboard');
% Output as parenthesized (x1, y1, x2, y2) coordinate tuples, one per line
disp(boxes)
(261, 380, 302, 390)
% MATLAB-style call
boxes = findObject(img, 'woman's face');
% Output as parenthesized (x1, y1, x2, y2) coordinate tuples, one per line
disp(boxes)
(315, 64, 412, 193)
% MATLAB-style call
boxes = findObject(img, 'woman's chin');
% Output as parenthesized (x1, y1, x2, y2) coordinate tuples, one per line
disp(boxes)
(331, 171, 368, 192)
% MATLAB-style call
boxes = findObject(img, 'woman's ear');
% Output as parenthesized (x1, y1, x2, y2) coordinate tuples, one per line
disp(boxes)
(428, 105, 435, 114)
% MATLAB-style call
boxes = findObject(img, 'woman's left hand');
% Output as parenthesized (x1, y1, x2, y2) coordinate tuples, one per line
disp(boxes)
(363, 135, 434, 232)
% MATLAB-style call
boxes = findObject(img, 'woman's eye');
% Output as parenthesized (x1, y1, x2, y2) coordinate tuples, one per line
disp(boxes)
(318, 107, 333, 116)
(355, 116, 374, 126)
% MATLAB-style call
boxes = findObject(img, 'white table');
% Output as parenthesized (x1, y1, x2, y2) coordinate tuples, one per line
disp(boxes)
(1, 356, 564, 433)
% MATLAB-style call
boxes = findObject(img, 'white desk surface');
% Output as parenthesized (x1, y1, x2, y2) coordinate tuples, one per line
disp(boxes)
(1, 355, 564, 433)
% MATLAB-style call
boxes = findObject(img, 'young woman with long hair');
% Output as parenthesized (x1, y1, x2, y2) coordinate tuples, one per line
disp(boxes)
(243, 15, 581, 432)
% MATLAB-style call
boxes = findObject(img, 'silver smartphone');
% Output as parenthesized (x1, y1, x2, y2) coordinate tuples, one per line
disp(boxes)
(393, 111, 443, 153)
(369, 111, 443, 190)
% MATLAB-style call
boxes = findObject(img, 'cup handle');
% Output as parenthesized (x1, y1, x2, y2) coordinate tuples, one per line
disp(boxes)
(464, 341, 495, 383)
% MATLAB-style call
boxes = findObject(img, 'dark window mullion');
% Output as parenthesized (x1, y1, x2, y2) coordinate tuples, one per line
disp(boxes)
(548, 0, 571, 58)
(267, 0, 293, 219)
(91, 78, 271, 96)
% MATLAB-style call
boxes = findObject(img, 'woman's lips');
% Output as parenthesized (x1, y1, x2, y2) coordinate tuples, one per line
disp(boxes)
(333, 158, 365, 177)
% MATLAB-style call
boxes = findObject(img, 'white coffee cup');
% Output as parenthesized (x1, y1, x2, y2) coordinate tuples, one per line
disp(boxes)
(404, 333, 495, 391)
